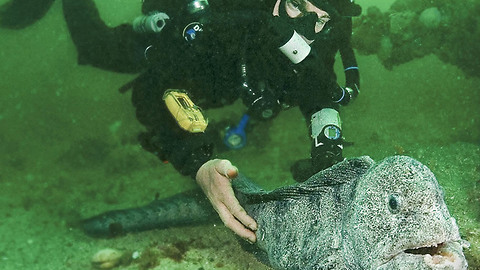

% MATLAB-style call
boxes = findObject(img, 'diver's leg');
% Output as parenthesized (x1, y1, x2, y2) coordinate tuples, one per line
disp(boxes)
(62, 0, 148, 73)
(0, 0, 55, 29)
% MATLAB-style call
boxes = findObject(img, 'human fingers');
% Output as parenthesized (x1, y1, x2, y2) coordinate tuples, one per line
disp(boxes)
(215, 159, 238, 179)
(216, 203, 257, 243)
(214, 160, 256, 230)
(222, 192, 258, 233)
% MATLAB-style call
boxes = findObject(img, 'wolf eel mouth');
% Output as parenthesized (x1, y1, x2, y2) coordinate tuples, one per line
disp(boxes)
(400, 241, 466, 268)
(404, 242, 446, 256)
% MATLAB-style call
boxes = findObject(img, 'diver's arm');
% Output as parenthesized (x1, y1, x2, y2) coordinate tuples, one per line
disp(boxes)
(136, 122, 215, 179)
(134, 93, 258, 242)
(341, 46, 360, 91)
(339, 17, 360, 96)
(62, 0, 148, 73)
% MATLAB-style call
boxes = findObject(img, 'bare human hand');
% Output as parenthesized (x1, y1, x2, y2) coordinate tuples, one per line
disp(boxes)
(196, 159, 257, 243)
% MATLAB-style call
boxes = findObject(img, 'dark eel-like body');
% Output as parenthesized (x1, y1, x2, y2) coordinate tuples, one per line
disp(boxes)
(82, 190, 218, 237)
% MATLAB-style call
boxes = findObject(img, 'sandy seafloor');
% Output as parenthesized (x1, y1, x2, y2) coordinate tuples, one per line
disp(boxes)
(0, 0, 479, 269)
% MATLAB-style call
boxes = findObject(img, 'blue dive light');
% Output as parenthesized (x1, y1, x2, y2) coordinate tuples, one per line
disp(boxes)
(224, 114, 250, 149)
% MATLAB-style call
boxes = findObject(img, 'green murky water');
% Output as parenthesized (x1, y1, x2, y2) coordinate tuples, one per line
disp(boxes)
(0, 0, 478, 269)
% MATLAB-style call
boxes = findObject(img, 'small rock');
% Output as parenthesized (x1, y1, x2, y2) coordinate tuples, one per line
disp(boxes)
(91, 248, 124, 269)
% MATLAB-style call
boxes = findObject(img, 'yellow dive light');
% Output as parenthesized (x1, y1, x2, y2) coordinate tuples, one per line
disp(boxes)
(163, 89, 208, 133)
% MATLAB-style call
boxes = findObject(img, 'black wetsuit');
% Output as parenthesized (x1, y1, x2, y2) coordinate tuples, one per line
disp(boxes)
(61, 0, 361, 178)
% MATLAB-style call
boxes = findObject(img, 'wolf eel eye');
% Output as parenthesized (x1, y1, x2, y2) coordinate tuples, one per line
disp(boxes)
(388, 193, 402, 214)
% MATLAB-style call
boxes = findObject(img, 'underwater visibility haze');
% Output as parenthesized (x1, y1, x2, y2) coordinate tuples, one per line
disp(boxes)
(0, 0, 479, 269)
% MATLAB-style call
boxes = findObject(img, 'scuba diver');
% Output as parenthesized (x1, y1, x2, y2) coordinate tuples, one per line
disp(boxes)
(0, 0, 362, 243)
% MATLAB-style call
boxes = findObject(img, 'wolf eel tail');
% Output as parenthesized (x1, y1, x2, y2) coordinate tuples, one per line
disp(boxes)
(82, 189, 218, 237)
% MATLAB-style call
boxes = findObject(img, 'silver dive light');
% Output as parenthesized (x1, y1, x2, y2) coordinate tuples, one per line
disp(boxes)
(311, 108, 342, 146)
(310, 108, 343, 171)
(133, 11, 170, 33)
